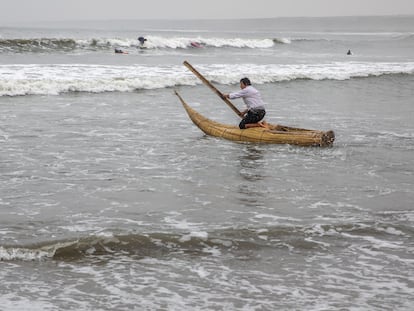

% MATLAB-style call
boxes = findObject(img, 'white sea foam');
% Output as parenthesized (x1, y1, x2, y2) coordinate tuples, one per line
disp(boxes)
(78, 36, 277, 49)
(1, 62, 413, 96)
(189, 264, 210, 278)
(0, 239, 80, 261)
(179, 231, 208, 242)
(0, 36, 278, 51)
(0, 246, 51, 261)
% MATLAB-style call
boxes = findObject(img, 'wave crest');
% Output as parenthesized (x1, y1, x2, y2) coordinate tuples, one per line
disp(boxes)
(1, 221, 411, 261)
(0, 36, 288, 53)
(1, 62, 413, 96)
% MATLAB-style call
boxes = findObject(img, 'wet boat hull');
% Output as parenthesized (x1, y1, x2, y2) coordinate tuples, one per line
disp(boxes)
(176, 91, 335, 147)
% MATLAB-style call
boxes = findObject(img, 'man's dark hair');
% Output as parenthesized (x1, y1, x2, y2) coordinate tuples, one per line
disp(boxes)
(240, 77, 251, 86)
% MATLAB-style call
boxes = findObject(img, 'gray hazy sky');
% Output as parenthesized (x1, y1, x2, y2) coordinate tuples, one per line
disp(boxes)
(1, 0, 414, 24)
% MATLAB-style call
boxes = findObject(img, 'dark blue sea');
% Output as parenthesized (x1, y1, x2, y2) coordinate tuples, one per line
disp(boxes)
(1, 16, 413, 310)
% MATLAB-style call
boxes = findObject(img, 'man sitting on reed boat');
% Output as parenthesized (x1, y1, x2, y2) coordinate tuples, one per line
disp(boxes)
(224, 77, 267, 129)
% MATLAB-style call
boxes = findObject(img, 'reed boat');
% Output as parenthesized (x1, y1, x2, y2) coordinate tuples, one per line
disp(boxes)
(175, 91, 335, 147)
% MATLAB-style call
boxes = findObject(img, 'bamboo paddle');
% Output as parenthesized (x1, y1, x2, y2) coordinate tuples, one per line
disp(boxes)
(183, 61, 243, 118)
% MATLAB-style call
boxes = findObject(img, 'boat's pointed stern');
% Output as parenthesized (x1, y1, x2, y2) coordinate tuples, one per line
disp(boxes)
(321, 130, 335, 147)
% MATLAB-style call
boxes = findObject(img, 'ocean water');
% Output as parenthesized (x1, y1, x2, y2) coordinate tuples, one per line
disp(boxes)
(1, 16, 413, 310)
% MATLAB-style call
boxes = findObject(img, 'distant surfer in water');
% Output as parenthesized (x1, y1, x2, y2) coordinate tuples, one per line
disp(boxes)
(138, 36, 147, 47)
(224, 78, 267, 129)
(347, 49, 352, 55)
(114, 48, 126, 54)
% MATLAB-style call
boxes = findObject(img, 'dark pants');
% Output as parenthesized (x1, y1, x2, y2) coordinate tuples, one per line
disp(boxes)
(239, 109, 266, 129)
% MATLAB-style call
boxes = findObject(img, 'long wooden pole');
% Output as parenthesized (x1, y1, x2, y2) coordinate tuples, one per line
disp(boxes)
(183, 61, 243, 118)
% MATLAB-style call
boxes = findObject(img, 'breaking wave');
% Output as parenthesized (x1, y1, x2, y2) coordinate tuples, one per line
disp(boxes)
(1, 62, 414, 96)
(2, 32, 413, 53)
(1, 220, 412, 262)
(0, 36, 286, 53)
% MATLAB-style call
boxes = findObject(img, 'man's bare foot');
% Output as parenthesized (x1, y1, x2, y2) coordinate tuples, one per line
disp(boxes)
(259, 121, 269, 128)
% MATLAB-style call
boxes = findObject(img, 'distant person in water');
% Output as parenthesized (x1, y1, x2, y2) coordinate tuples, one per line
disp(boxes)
(114, 48, 124, 54)
(347, 49, 352, 55)
(138, 36, 147, 47)
(224, 78, 267, 129)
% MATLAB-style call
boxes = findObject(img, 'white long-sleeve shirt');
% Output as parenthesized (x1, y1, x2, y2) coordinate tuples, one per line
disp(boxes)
(229, 85, 265, 110)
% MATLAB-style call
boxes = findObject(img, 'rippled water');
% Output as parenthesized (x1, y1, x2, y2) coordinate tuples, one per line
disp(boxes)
(1, 74, 413, 309)
(1, 16, 414, 310)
